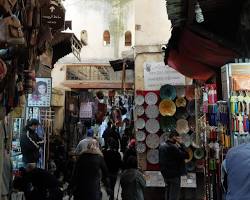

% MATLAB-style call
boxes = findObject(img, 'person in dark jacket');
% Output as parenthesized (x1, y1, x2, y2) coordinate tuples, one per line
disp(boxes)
(70, 139, 111, 200)
(18, 163, 63, 200)
(120, 156, 146, 200)
(123, 139, 137, 169)
(20, 119, 44, 164)
(103, 122, 120, 149)
(159, 131, 189, 200)
(102, 138, 122, 200)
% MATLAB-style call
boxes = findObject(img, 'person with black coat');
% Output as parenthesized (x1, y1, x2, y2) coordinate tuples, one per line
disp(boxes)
(70, 139, 111, 200)
(20, 119, 44, 165)
(123, 139, 137, 169)
(16, 163, 63, 200)
(102, 138, 122, 200)
(159, 131, 189, 200)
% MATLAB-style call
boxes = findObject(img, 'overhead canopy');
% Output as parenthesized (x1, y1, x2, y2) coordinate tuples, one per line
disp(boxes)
(109, 59, 134, 71)
(164, 0, 247, 80)
(51, 32, 82, 66)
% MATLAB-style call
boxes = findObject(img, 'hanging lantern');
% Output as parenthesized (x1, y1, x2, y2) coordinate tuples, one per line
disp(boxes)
(195, 2, 204, 23)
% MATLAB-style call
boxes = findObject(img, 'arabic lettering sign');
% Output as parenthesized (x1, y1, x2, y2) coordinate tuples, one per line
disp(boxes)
(144, 62, 186, 90)
(41, 1, 65, 30)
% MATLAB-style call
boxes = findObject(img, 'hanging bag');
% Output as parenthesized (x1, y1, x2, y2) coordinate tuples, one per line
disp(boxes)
(0, 15, 25, 47)
(0, 0, 17, 14)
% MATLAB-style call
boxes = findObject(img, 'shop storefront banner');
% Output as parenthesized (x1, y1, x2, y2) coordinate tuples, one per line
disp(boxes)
(28, 78, 52, 107)
(144, 62, 186, 90)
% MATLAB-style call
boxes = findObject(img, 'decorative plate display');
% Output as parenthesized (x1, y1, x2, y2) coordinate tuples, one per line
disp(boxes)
(135, 95, 144, 106)
(136, 131, 146, 142)
(159, 100, 176, 116)
(135, 118, 146, 129)
(185, 85, 195, 101)
(176, 119, 190, 134)
(146, 133, 160, 149)
(145, 92, 158, 105)
(147, 149, 159, 164)
(136, 142, 146, 153)
(185, 147, 193, 163)
(145, 119, 160, 134)
(160, 116, 176, 132)
(176, 86, 185, 97)
(186, 161, 196, 172)
(175, 107, 189, 120)
(181, 134, 191, 147)
(194, 148, 205, 160)
(175, 97, 187, 107)
(135, 105, 145, 117)
(160, 84, 176, 100)
(160, 132, 169, 143)
(145, 105, 159, 119)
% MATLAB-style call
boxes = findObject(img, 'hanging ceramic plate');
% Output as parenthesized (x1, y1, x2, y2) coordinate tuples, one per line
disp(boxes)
(159, 100, 176, 116)
(196, 159, 205, 169)
(175, 97, 187, 107)
(175, 107, 189, 120)
(135, 95, 144, 106)
(147, 149, 159, 164)
(160, 132, 169, 143)
(146, 133, 160, 149)
(160, 116, 176, 132)
(194, 148, 205, 160)
(181, 134, 191, 148)
(135, 105, 145, 117)
(145, 92, 158, 105)
(160, 84, 176, 100)
(136, 131, 146, 142)
(185, 85, 195, 101)
(187, 100, 195, 117)
(185, 147, 193, 163)
(136, 142, 146, 153)
(145, 105, 159, 119)
(145, 119, 160, 134)
(135, 118, 145, 129)
(176, 119, 190, 134)
(186, 161, 196, 172)
(176, 86, 185, 97)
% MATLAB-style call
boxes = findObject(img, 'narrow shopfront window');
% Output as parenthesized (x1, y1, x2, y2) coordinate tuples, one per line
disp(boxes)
(125, 31, 132, 46)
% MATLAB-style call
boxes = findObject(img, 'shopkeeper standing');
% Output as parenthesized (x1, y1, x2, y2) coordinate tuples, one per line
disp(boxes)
(20, 119, 44, 165)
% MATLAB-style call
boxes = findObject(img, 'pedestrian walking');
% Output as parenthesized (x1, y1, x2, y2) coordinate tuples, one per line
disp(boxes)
(120, 156, 146, 200)
(159, 131, 189, 200)
(123, 139, 137, 169)
(20, 119, 44, 165)
(102, 138, 122, 200)
(70, 139, 111, 200)
(222, 143, 250, 200)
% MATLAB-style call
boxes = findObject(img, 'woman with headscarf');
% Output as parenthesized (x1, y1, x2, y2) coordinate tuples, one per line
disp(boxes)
(70, 139, 111, 200)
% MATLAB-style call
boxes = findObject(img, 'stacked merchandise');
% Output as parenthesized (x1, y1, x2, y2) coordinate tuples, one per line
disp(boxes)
(202, 84, 229, 200)
(134, 91, 160, 170)
(135, 84, 206, 174)
(230, 91, 250, 145)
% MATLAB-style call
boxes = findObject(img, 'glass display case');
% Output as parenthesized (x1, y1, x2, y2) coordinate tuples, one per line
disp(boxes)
(11, 118, 25, 170)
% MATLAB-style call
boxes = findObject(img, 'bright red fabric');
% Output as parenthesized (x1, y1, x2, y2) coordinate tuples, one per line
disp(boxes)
(166, 29, 238, 80)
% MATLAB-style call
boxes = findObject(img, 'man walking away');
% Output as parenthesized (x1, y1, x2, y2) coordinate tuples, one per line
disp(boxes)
(159, 131, 189, 200)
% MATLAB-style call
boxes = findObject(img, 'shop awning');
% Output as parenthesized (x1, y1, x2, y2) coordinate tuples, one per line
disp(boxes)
(164, 0, 247, 80)
(109, 59, 134, 71)
(166, 29, 238, 80)
(51, 32, 82, 66)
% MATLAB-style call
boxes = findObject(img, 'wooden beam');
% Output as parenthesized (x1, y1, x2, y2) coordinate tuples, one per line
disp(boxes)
(63, 81, 134, 89)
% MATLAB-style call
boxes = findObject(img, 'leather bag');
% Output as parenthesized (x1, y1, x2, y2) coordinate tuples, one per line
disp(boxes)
(0, 0, 17, 14)
(0, 15, 25, 47)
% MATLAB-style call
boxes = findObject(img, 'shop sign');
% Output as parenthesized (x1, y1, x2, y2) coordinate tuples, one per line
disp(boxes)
(41, 1, 65, 30)
(27, 78, 52, 107)
(80, 102, 93, 119)
(181, 173, 197, 188)
(144, 171, 165, 187)
(144, 62, 186, 90)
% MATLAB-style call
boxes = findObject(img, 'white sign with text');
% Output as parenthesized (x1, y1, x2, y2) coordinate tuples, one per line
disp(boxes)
(144, 62, 186, 90)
